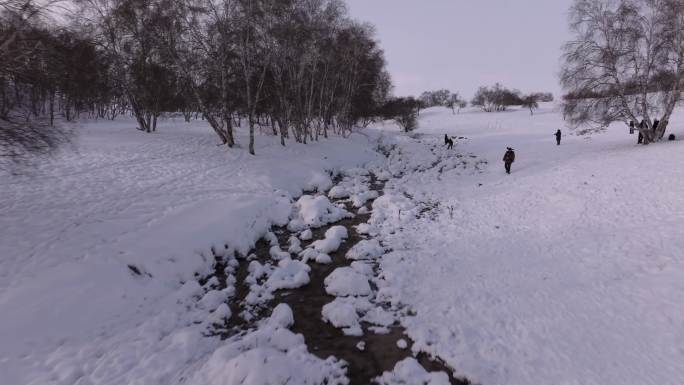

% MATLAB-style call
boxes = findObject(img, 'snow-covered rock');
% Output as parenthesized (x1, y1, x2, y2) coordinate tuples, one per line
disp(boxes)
(265, 259, 311, 291)
(288, 195, 351, 231)
(324, 267, 371, 297)
(346, 239, 384, 260)
(311, 226, 349, 254)
(375, 358, 449, 385)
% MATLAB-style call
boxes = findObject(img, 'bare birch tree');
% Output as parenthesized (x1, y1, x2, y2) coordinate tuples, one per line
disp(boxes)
(561, 0, 684, 143)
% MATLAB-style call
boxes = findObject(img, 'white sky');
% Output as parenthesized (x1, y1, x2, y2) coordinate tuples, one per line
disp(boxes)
(345, 0, 574, 99)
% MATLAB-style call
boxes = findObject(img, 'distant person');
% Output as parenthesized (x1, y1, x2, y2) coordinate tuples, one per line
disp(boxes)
(444, 134, 449, 146)
(444, 134, 453, 149)
(638, 120, 646, 144)
(653, 119, 660, 139)
(503, 147, 515, 174)
(555, 129, 562, 145)
(629, 120, 635, 134)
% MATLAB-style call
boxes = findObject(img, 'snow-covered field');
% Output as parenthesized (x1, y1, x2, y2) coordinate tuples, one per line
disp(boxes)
(0, 119, 380, 385)
(2, 103, 684, 385)
(369, 104, 684, 385)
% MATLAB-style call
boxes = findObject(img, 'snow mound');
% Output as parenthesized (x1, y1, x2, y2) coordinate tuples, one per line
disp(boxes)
(321, 299, 363, 336)
(288, 195, 352, 231)
(191, 305, 348, 385)
(375, 358, 450, 385)
(346, 239, 384, 260)
(269, 245, 291, 261)
(324, 267, 371, 297)
(321, 297, 373, 337)
(268, 303, 294, 329)
(311, 226, 349, 254)
(265, 259, 311, 291)
(299, 229, 313, 240)
(305, 172, 333, 193)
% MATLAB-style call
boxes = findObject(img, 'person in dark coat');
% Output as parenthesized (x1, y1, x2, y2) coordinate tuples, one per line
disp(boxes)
(638, 120, 646, 144)
(503, 147, 515, 174)
(444, 134, 454, 149)
(555, 129, 562, 145)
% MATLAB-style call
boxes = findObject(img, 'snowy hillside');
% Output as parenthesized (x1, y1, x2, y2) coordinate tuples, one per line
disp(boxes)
(0, 120, 381, 385)
(2, 103, 684, 385)
(369, 103, 684, 385)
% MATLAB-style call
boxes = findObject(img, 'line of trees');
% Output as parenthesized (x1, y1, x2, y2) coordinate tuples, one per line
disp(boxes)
(419, 89, 468, 114)
(471, 83, 553, 114)
(1, 0, 392, 162)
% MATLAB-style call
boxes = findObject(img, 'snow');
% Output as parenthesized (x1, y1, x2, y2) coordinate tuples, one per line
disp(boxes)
(346, 239, 385, 260)
(321, 298, 364, 337)
(264, 258, 311, 291)
(299, 229, 313, 240)
(327, 171, 378, 207)
(368, 104, 684, 385)
(5, 103, 684, 385)
(189, 304, 349, 385)
(396, 339, 408, 349)
(324, 267, 372, 297)
(311, 225, 349, 254)
(288, 195, 352, 231)
(0, 117, 379, 385)
(375, 358, 450, 385)
(269, 245, 291, 260)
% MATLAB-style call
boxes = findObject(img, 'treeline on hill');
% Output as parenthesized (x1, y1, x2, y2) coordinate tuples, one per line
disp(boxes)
(471, 83, 553, 115)
(419, 89, 467, 114)
(1, 0, 393, 161)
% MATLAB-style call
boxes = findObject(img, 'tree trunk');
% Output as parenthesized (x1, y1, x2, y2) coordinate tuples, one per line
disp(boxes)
(249, 113, 255, 155)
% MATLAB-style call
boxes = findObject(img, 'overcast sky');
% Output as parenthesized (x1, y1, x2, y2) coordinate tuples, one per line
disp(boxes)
(345, 0, 575, 99)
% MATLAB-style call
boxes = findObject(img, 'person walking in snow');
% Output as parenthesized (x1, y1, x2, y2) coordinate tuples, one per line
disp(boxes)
(555, 129, 562, 145)
(503, 147, 515, 174)
(445, 135, 454, 149)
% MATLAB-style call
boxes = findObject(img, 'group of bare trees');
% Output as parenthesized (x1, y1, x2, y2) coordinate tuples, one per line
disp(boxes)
(418, 89, 468, 114)
(1, 0, 391, 162)
(561, 0, 684, 143)
(470, 83, 553, 114)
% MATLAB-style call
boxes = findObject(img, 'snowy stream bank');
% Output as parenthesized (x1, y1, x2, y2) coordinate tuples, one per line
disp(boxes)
(195, 168, 469, 384)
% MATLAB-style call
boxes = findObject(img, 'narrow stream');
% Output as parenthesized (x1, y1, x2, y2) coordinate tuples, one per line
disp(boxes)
(202, 173, 471, 384)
